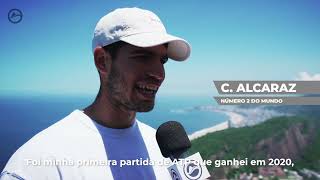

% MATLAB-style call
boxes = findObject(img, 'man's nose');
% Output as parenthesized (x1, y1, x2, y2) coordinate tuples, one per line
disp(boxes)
(147, 62, 165, 83)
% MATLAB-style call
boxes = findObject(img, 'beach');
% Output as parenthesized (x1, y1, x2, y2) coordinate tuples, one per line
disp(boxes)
(188, 105, 289, 140)
(188, 109, 246, 140)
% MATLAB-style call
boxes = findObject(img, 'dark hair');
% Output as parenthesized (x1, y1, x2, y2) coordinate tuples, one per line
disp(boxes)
(103, 41, 169, 59)
(102, 41, 128, 59)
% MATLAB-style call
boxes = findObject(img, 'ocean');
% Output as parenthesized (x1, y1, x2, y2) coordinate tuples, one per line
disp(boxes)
(0, 95, 227, 171)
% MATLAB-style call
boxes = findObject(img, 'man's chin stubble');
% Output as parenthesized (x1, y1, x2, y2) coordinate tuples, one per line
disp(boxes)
(133, 101, 155, 112)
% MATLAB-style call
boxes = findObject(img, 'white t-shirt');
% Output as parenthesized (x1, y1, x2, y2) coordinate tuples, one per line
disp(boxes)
(1, 110, 171, 180)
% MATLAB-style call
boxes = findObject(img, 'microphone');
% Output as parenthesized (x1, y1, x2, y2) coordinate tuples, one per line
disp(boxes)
(156, 121, 191, 161)
(156, 121, 210, 180)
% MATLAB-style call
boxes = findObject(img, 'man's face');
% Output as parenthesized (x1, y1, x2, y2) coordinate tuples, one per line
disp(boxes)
(105, 43, 168, 112)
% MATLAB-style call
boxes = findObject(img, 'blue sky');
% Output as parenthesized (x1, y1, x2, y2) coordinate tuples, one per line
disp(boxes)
(1, 0, 320, 96)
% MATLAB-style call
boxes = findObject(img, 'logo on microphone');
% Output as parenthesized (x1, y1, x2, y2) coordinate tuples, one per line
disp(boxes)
(183, 160, 202, 180)
(170, 168, 181, 180)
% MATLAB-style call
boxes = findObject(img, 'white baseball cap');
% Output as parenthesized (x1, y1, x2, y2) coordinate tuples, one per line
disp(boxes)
(92, 7, 191, 61)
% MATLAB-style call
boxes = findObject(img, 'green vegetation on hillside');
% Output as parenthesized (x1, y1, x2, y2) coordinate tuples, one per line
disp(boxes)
(294, 131, 320, 171)
(186, 116, 320, 174)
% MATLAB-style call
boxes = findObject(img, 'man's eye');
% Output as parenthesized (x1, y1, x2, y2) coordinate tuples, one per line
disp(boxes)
(161, 57, 168, 64)
(132, 56, 148, 61)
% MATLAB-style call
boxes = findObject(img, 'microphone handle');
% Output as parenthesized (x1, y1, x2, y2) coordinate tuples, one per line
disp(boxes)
(169, 149, 188, 161)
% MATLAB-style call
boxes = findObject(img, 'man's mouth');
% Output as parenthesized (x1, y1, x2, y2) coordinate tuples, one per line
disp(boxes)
(136, 83, 159, 98)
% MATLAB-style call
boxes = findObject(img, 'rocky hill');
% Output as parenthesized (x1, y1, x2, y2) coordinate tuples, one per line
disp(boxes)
(186, 116, 320, 179)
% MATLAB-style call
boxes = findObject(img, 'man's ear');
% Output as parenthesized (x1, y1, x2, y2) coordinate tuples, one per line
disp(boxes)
(93, 46, 112, 76)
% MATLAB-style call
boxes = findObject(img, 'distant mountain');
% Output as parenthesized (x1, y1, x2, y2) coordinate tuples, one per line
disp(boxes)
(238, 104, 320, 118)
(187, 116, 320, 179)
(265, 105, 320, 118)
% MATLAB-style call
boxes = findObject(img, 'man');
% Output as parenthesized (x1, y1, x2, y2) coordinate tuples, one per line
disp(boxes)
(1, 7, 190, 179)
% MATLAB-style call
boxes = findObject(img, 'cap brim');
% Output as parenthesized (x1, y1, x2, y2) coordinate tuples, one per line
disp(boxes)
(120, 32, 191, 61)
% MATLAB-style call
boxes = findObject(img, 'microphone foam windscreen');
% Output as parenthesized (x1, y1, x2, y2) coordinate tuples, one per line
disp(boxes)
(156, 121, 191, 158)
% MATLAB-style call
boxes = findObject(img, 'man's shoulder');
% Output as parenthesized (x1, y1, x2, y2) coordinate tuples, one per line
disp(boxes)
(19, 110, 95, 151)
(1, 110, 117, 179)
(3, 110, 99, 168)
(136, 120, 157, 134)
(1, 110, 107, 179)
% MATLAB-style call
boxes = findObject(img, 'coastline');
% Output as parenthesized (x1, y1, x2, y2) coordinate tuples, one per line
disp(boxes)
(188, 109, 246, 141)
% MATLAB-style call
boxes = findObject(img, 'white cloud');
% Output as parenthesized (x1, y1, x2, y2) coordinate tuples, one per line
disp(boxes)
(295, 72, 320, 81)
